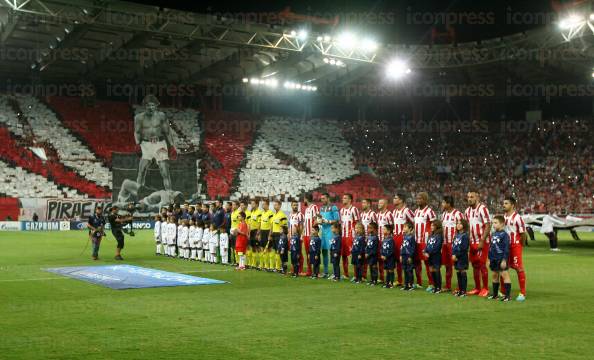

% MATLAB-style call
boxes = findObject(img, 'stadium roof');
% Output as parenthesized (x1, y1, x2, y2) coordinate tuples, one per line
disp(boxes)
(1, 0, 594, 89)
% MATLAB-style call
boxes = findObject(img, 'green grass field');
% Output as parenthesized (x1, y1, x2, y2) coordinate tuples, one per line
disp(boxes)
(2, 230, 594, 360)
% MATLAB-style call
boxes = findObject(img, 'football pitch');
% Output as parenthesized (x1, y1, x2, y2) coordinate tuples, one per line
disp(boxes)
(2, 231, 594, 360)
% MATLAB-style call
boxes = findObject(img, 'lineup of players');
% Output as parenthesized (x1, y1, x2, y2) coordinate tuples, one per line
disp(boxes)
(153, 190, 527, 302)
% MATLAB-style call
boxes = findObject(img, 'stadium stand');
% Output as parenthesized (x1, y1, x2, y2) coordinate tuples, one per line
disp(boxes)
(14, 95, 111, 188)
(236, 116, 358, 197)
(343, 118, 594, 213)
(48, 96, 137, 163)
(237, 138, 319, 198)
(0, 127, 109, 198)
(203, 111, 254, 199)
(0, 95, 26, 137)
(0, 159, 76, 198)
(1, 92, 591, 213)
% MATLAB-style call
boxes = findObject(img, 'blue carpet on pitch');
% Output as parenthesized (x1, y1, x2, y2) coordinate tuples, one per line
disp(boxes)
(44, 264, 227, 289)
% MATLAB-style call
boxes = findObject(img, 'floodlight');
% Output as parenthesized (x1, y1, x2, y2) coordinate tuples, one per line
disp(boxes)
(337, 32, 355, 48)
(559, 14, 583, 30)
(361, 38, 378, 52)
(386, 59, 411, 79)
(297, 29, 308, 40)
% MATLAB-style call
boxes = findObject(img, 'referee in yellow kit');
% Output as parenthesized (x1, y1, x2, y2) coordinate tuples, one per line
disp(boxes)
(270, 200, 288, 272)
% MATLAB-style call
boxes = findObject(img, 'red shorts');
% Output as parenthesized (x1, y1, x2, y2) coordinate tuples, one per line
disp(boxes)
(469, 243, 489, 266)
(509, 245, 523, 270)
(394, 234, 403, 260)
(236, 236, 248, 253)
(414, 242, 426, 264)
(441, 243, 453, 267)
(342, 236, 353, 257)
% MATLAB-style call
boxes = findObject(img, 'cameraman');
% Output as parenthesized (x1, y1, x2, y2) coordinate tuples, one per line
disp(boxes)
(87, 206, 106, 260)
(108, 205, 133, 261)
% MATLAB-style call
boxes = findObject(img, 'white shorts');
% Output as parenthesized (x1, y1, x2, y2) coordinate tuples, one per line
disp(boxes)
(202, 240, 209, 249)
(209, 243, 217, 254)
(196, 240, 202, 249)
(140, 140, 169, 161)
(155, 235, 161, 243)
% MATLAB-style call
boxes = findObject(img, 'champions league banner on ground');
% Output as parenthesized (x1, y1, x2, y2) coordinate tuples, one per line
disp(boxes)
(44, 265, 226, 290)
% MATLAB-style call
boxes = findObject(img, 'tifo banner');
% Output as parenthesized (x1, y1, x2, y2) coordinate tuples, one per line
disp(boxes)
(44, 265, 227, 290)
(46, 199, 110, 221)
(20, 221, 70, 231)
(111, 152, 198, 206)
(0, 221, 20, 231)
(19, 198, 110, 221)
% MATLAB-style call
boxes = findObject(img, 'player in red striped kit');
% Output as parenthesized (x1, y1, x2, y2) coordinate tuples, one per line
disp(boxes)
(289, 200, 304, 237)
(465, 190, 491, 297)
(503, 196, 527, 302)
(360, 198, 377, 279)
(360, 199, 377, 235)
(376, 198, 393, 282)
(340, 193, 359, 279)
(414, 192, 437, 290)
(302, 194, 319, 276)
(440, 195, 464, 292)
(392, 193, 414, 287)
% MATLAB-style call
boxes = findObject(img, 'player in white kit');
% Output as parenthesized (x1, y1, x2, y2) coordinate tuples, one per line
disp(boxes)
(154, 215, 162, 256)
(167, 216, 177, 257)
(202, 225, 211, 262)
(178, 220, 189, 259)
(208, 223, 219, 263)
(195, 220, 204, 261)
(219, 226, 229, 264)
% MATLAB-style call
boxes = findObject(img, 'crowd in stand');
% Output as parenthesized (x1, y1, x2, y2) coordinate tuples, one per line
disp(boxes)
(343, 118, 593, 214)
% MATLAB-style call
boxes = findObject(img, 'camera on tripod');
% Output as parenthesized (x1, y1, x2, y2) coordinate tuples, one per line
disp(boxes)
(121, 203, 136, 236)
